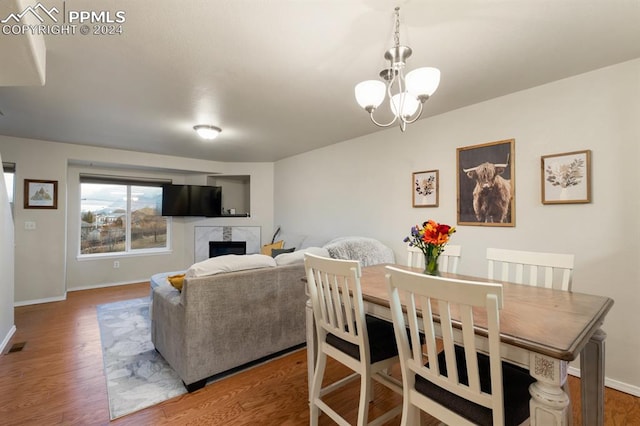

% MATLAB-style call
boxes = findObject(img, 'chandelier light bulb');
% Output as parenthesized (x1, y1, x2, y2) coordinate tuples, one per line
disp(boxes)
(405, 67, 441, 100)
(194, 125, 222, 140)
(390, 92, 420, 118)
(355, 80, 386, 111)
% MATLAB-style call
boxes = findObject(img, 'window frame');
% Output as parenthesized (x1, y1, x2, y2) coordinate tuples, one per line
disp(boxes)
(78, 174, 172, 259)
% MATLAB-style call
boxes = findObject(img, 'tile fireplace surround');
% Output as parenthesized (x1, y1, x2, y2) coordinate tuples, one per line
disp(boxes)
(194, 226, 261, 262)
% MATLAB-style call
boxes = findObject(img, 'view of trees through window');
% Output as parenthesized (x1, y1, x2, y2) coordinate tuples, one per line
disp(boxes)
(80, 183, 168, 255)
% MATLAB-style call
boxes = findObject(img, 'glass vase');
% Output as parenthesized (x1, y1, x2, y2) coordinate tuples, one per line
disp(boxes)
(423, 253, 439, 275)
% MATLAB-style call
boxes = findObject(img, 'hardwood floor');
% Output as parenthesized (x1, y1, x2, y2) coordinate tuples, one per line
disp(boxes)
(1, 283, 638, 425)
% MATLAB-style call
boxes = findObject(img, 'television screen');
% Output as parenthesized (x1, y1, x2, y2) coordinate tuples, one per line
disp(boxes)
(162, 184, 222, 216)
(161, 184, 190, 216)
(191, 185, 222, 217)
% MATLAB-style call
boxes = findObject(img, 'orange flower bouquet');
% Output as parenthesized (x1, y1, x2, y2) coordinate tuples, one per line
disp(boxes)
(404, 219, 456, 275)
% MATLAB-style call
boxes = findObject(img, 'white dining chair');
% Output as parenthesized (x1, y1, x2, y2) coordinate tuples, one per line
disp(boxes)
(486, 247, 574, 291)
(407, 244, 462, 274)
(385, 266, 535, 426)
(486, 247, 576, 423)
(304, 253, 402, 426)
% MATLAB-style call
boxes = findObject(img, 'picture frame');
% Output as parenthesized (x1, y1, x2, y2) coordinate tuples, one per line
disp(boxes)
(456, 139, 515, 227)
(541, 150, 591, 204)
(24, 179, 58, 209)
(412, 170, 439, 207)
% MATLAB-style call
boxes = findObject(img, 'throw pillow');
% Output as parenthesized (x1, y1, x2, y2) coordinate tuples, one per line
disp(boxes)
(274, 247, 331, 266)
(271, 247, 295, 258)
(167, 274, 185, 291)
(186, 253, 277, 277)
(261, 240, 284, 256)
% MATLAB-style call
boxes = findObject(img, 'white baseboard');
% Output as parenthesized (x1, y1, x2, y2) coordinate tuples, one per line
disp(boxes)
(0, 325, 16, 354)
(13, 280, 148, 307)
(568, 366, 640, 397)
(14, 294, 66, 307)
(67, 279, 149, 292)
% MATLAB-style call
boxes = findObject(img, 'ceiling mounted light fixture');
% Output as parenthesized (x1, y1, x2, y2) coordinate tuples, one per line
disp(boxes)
(355, 7, 440, 132)
(193, 125, 222, 140)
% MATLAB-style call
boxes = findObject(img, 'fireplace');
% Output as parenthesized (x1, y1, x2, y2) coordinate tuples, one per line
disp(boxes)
(209, 241, 247, 258)
(195, 226, 260, 262)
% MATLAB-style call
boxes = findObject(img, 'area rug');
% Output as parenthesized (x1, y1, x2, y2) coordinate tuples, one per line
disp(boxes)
(97, 297, 306, 419)
(96, 297, 186, 419)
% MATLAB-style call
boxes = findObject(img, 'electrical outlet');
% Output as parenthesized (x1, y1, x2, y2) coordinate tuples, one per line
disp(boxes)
(24, 221, 36, 230)
(113, 261, 120, 269)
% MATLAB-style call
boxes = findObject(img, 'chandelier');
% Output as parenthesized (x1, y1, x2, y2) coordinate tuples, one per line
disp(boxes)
(355, 7, 440, 132)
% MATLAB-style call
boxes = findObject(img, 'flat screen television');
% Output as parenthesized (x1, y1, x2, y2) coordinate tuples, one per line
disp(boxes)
(161, 184, 190, 216)
(162, 184, 222, 217)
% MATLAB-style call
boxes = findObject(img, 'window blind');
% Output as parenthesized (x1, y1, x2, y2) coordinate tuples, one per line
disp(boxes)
(79, 173, 171, 186)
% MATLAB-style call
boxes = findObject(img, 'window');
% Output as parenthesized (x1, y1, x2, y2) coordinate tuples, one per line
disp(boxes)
(2, 163, 16, 205)
(80, 176, 170, 256)
(3, 162, 15, 206)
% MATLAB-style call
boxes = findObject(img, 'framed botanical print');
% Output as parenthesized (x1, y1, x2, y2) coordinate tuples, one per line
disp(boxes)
(457, 139, 515, 226)
(412, 170, 438, 207)
(541, 150, 591, 204)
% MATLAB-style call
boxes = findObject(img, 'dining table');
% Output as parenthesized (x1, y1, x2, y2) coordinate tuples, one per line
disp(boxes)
(304, 263, 614, 426)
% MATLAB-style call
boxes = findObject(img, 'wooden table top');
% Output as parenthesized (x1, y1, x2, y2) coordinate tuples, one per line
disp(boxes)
(360, 264, 614, 362)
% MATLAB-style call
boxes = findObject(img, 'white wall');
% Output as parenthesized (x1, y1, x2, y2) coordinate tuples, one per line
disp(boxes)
(0, 152, 16, 353)
(275, 59, 640, 392)
(0, 137, 275, 302)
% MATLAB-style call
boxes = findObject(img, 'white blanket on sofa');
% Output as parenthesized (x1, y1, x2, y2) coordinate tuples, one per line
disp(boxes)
(323, 237, 395, 266)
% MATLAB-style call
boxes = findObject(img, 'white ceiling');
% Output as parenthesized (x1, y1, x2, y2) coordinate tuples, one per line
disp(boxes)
(0, 0, 639, 162)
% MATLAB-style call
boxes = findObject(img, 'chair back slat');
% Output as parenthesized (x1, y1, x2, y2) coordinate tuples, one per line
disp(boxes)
(415, 295, 441, 377)
(438, 299, 460, 384)
(317, 271, 335, 327)
(487, 247, 574, 291)
(460, 305, 481, 393)
(337, 275, 353, 335)
(514, 263, 524, 283)
(386, 266, 505, 420)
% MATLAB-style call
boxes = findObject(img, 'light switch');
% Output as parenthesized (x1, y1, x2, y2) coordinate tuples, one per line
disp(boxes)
(24, 221, 36, 230)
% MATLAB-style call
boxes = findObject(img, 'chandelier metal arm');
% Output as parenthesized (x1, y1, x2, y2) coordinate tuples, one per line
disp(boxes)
(369, 111, 398, 128)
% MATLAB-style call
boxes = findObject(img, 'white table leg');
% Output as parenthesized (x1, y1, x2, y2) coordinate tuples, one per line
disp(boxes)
(528, 353, 570, 425)
(580, 328, 606, 426)
(306, 298, 317, 401)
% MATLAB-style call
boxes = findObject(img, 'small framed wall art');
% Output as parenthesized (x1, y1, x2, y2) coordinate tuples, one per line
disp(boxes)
(412, 170, 438, 207)
(24, 179, 58, 209)
(541, 150, 591, 204)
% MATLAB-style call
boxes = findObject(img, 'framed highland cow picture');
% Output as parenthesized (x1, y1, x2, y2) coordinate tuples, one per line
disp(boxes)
(412, 170, 439, 207)
(456, 139, 515, 227)
(541, 150, 591, 204)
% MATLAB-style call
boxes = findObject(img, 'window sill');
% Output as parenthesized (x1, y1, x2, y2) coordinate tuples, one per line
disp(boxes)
(76, 249, 173, 261)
